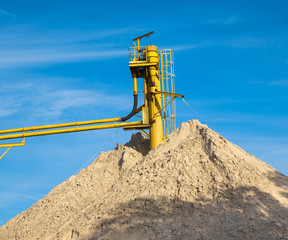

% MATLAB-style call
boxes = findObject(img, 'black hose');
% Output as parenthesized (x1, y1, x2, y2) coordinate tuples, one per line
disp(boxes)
(120, 94, 138, 122)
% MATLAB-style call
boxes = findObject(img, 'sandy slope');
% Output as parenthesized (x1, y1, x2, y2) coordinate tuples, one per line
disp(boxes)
(0, 120, 287, 240)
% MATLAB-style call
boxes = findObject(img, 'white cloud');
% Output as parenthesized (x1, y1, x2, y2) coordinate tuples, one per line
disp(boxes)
(206, 16, 240, 25)
(0, 107, 19, 118)
(0, 80, 131, 119)
(0, 27, 134, 46)
(250, 80, 288, 87)
(210, 112, 287, 125)
(0, 48, 127, 69)
(170, 37, 268, 51)
(0, 83, 33, 93)
(0, 192, 40, 208)
(223, 37, 268, 48)
(0, 27, 138, 69)
(270, 80, 288, 87)
(0, 9, 16, 18)
(36, 89, 124, 117)
(0, 97, 23, 117)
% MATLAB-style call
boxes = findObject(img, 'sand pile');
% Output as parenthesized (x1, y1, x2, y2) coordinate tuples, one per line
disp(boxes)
(0, 120, 287, 240)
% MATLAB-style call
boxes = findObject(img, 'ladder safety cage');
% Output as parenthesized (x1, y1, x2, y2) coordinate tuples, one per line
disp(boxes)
(159, 49, 176, 139)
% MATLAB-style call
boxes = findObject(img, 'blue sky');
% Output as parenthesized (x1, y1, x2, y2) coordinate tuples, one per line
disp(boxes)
(0, 0, 288, 225)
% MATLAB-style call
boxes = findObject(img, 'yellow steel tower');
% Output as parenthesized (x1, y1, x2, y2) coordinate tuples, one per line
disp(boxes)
(0, 32, 183, 160)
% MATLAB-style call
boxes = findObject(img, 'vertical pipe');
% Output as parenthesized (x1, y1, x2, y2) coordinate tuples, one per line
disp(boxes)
(143, 75, 148, 107)
(147, 45, 163, 150)
(137, 39, 140, 59)
(133, 72, 138, 94)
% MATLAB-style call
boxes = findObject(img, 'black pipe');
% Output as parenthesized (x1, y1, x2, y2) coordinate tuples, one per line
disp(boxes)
(120, 94, 138, 122)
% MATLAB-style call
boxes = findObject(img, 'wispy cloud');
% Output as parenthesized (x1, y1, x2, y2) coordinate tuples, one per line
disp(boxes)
(222, 37, 268, 48)
(0, 80, 131, 119)
(250, 80, 288, 87)
(35, 89, 130, 117)
(0, 27, 135, 69)
(0, 27, 134, 46)
(0, 48, 127, 69)
(206, 16, 240, 25)
(0, 83, 33, 93)
(0, 192, 40, 208)
(170, 37, 268, 51)
(0, 9, 16, 18)
(177, 99, 288, 130)
(270, 80, 288, 87)
(209, 112, 288, 128)
(0, 106, 20, 118)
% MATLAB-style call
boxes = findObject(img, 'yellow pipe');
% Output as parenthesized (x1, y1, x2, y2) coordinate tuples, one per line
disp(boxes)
(0, 139, 25, 147)
(137, 39, 140, 52)
(143, 75, 148, 107)
(132, 72, 138, 94)
(147, 45, 163, 150)
(0, 117, 121, 135)
(0, 121, 141, 141)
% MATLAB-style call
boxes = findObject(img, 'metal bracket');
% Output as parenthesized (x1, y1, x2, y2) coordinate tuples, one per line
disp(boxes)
(142, 107, 149, 125)
(133, 31, 154, 51)
(155, 91, 184, 98)
(140, 129, 149, 139)
(0, 138, 25, 160)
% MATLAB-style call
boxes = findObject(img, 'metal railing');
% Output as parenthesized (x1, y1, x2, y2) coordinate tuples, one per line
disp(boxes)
(159, 49, 176, 138)
(128, 46, 147, 62)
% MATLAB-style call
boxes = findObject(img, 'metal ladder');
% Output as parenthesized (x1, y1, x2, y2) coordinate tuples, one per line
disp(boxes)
(159, 49, 176, 139)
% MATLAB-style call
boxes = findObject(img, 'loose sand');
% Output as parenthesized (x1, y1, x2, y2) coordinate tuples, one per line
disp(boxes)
(0, 120, 287, 239)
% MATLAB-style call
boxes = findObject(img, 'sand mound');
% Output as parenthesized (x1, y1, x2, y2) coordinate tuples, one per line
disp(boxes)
(0, 120, 287, 240)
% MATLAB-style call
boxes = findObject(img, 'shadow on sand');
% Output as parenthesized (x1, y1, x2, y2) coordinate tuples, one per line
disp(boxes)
(86, 171, 288, 240)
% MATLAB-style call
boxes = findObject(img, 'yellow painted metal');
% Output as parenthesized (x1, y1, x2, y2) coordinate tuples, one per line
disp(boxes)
(135, 104, 144, 114)
(132, 72, 138, 94)
(133, 31, 154, 49)
(140, 129, 149, 139)
(160, 50, 167, 138)
(0, 117, 121, 135)
(0, 146, 12, 160)
(135, 104, 145, 114)
(129, 62, 157, 67)
(0, 139, 25, 147)
(128, 33, 183, 149)
(123, 124, 150, 130)
(155, 91, 184, 98)
(159, 49, 178, 135)
(147, 45, 163, 149)
(160, 97, 176, 113)
(0, 138, 25, 160)
(0, 121, 142, 141)
(142, 107, 149, 125)
(143, 76, 148, 107)
(0, 32, 183, 158)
